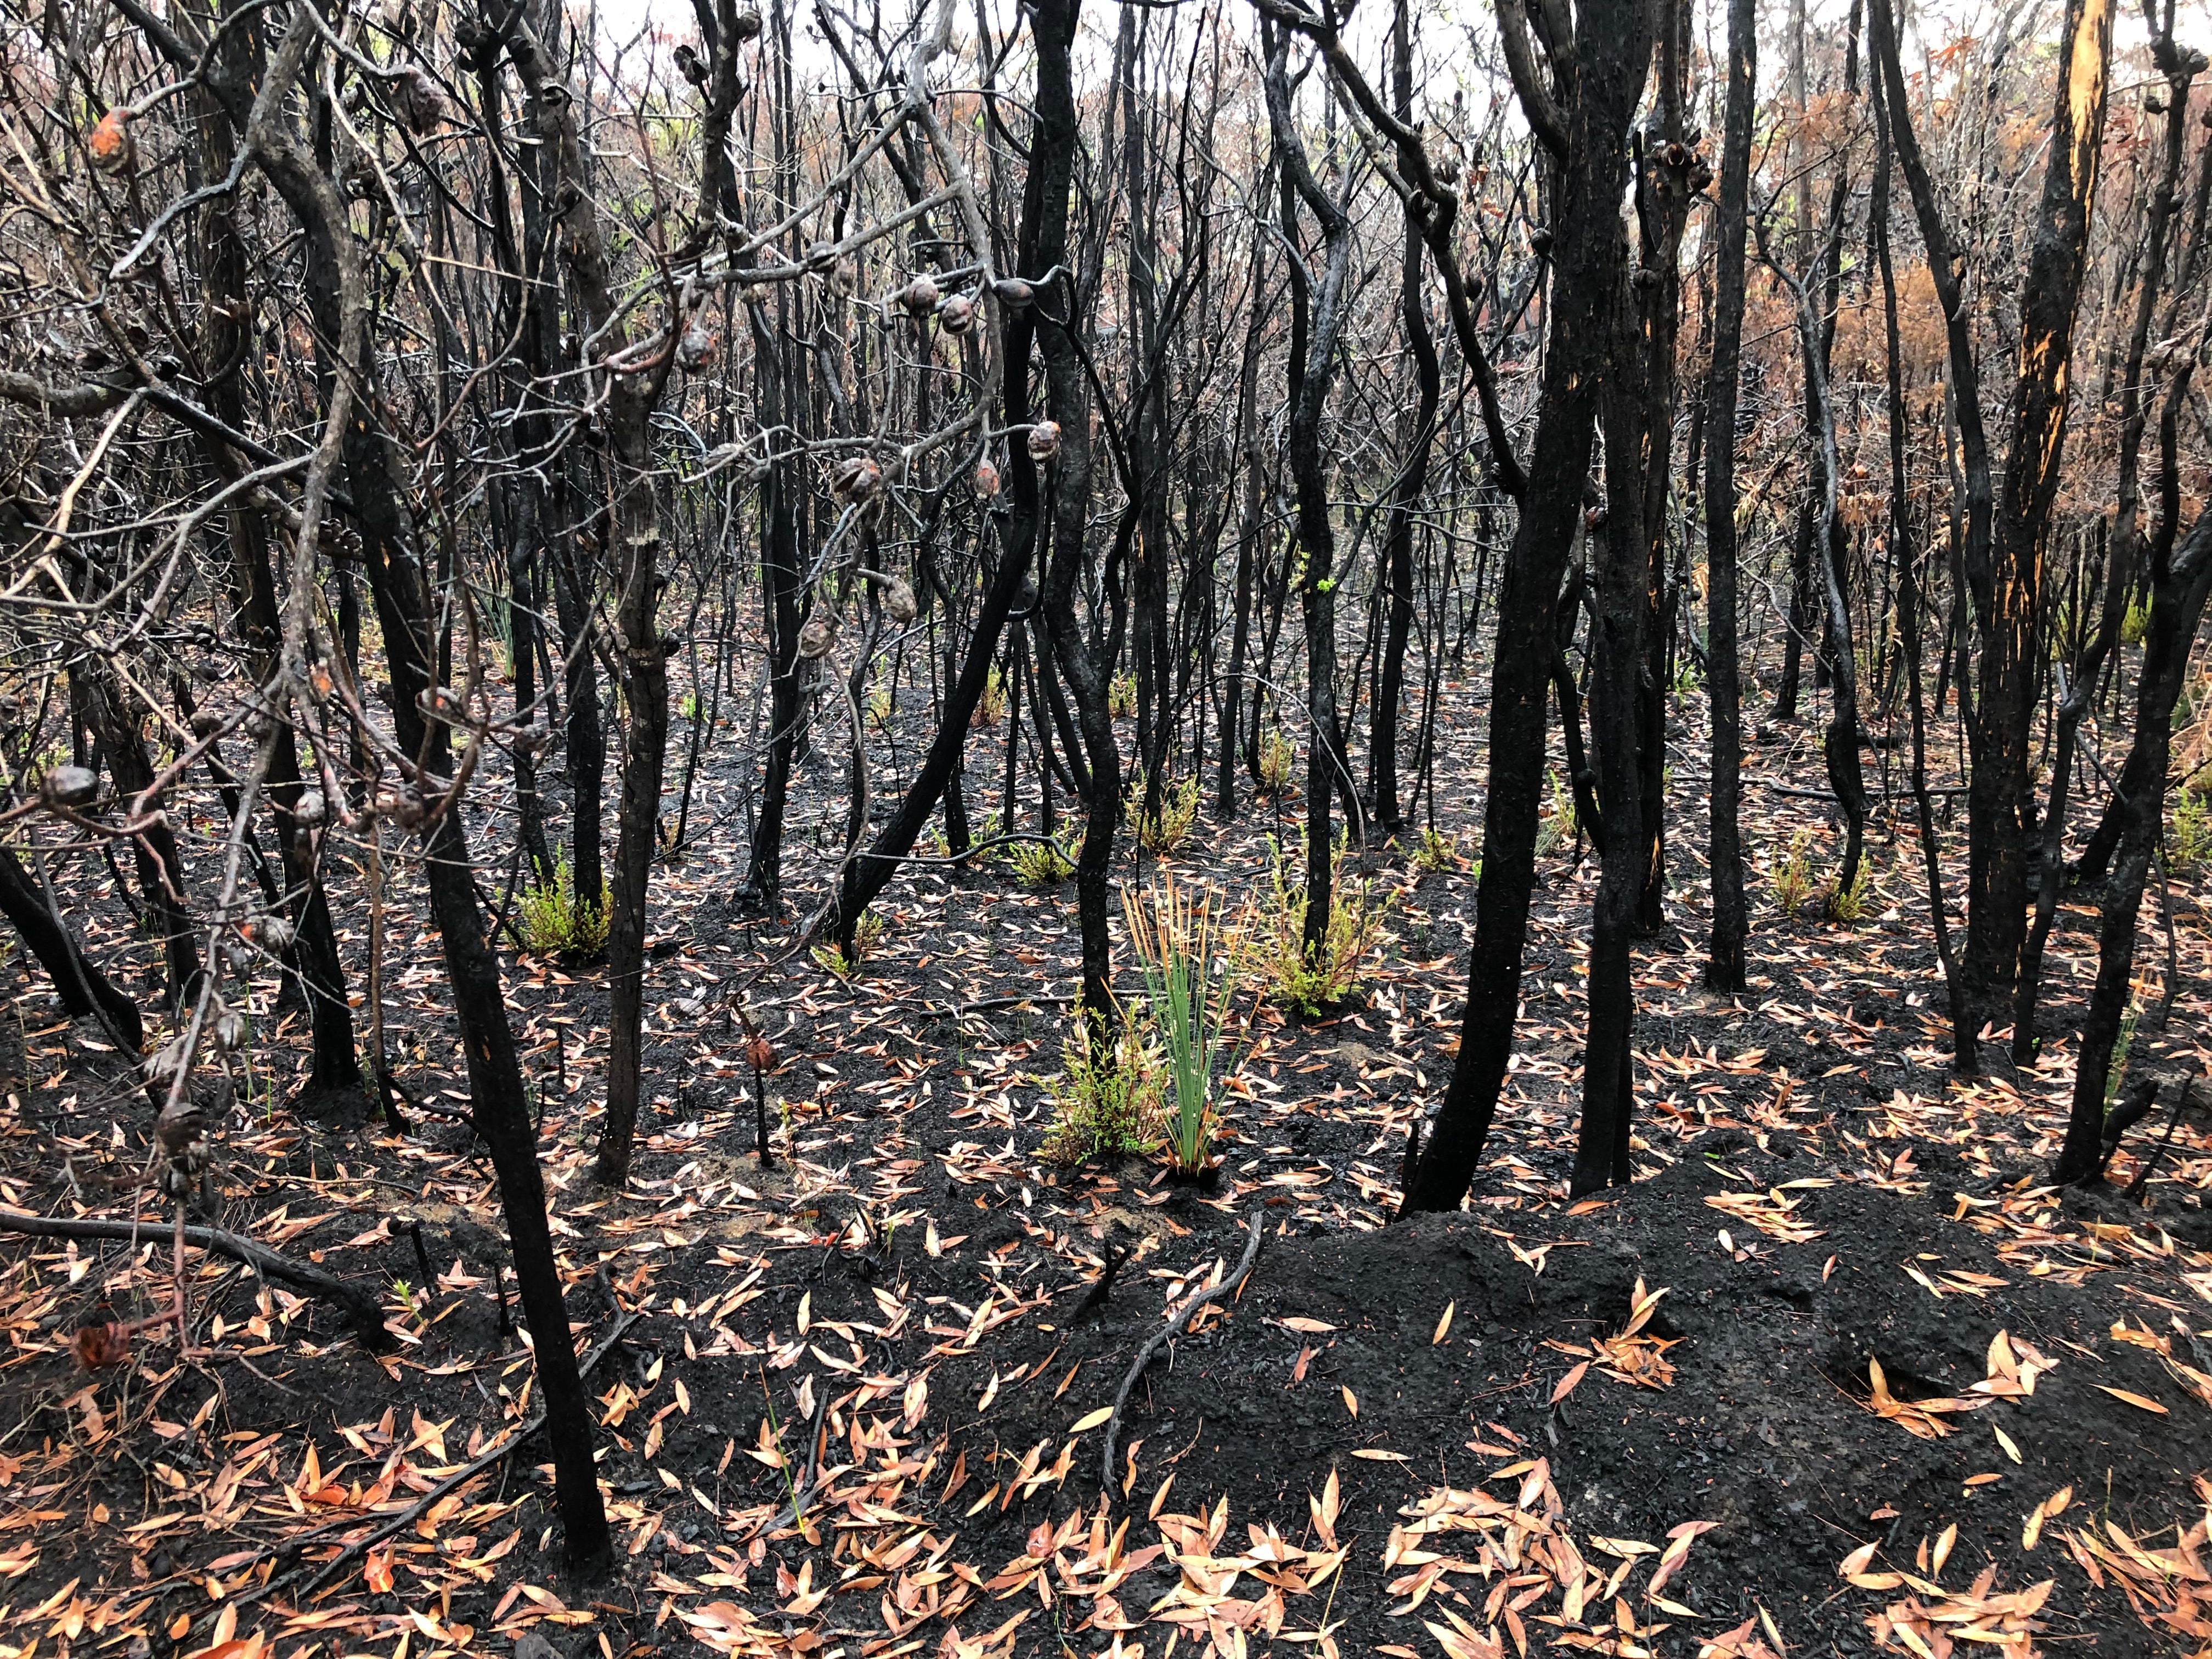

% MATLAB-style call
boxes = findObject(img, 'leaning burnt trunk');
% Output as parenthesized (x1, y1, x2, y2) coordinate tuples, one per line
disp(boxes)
(2055, 489, 2212, 1183)
(0, 847, 145, 1053)
(821, 0, 1079, 960)
(216, 8, 612, 1568)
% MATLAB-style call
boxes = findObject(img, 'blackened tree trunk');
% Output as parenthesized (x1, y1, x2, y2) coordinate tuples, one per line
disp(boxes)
(1218, 227, 1270, 822)
(1404, 0, 1652, 1211)
(1581, 379, 1654, 1196)
(1871, 59, 1973, 1071)
(745, 294, 810, 910)
(1118, 9, 1170, 839)
(828, 540, 1035, 940)
(1263, 20, 1357, 966)
(547, 507, 606, 912)
(1580, 22, 1697, 1194)
(2017, 27, 2196, 1057)
(1872, 0, 1997, 1059)
(1370, 0, 1438, 840)
(1762, 233, 1869, 906)
(191, 69, 359, 1097)
(1026, 0, 1119, 1034)
(743, 11, 810, 910)
(507, 0, 735, 1187)
(821, 1, 1066, 961)
(471, 35, 557, 887)
(1702, 0, 1756, 992)
(1959, 0, 2114, 1040)
(1773, 506, 1817, 720)
(211, 8, 611, 1568)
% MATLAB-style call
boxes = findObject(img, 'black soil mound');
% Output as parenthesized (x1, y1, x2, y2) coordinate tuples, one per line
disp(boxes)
(927, 1135, 2211, 1656)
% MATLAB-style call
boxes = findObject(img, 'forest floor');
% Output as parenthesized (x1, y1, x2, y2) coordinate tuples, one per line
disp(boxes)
(1, 661, 2210, 1659)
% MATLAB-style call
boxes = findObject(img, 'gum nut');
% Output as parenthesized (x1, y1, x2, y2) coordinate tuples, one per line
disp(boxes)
(1026, 420, 1062, 461)
(731, 5, 763, 38)
(973, 459, 1000, 495)
(939, 293, 974, 333)
(805, 240, 838, 271)
(882, 577, 917, 622)
(88, 109, 134, 174)
(902, 275, 941, 315)
(378, 788, 427, 828)
(992, 276, 1034, 309)
(40, 765, 98, 808)
(797, 614, 838, 658)
(831, 456, 882, 500)
(294, 789, 328, 828)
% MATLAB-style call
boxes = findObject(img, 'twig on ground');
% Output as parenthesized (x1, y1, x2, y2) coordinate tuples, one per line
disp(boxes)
(1101, 1209, 1265, 1499)
(0, 1208, 392, 1348)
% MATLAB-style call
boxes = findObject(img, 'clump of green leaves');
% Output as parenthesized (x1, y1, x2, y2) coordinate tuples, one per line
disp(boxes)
(517, 864, 610, 957)
(2121, 589, 2152, 646)
(1256, 728, 1295, 795)
(1124, 873, 1245, 1177)
(1826, 859, 1872, 924)
(1536, 769, 1577, 857)
(1411, 825, 1460, 874)
(972, 664, 1008, 727)
(1128, 773, 1201, 854)
(1770, 830, 1815, 918)
(2105, 998, 2142, 1112)
(1108, 674, 1137, 718)
(2171, 788, 2210, 869)
(1044, 1011, 1163, 1166)
(811, 912, 887, 980)
(867, 686, 893, 729)
(1008, 834, 1078, 887)
(1249, 833, 1393, 1016)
